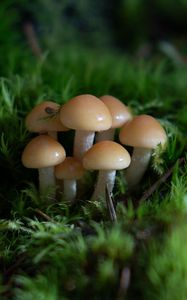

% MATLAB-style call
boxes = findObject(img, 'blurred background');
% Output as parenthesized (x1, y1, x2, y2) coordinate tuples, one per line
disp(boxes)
(1, 0, 187, 71)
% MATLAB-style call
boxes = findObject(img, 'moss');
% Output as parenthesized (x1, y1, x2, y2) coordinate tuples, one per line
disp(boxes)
(0, 4, 187, 297)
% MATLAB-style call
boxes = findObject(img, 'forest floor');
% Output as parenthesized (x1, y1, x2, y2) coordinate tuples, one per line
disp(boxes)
(0, 46, 187, 299)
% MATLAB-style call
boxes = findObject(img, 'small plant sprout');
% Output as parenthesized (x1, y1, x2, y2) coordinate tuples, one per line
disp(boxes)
(83, 141, 131, 201)
(97, 95, 132, 141)
(25, 101, 69, 140)
(119, 115, 167, 189)
(22, 135, 66, 194)
(60, 94, 112, 160)
(55, 157, 85, 202)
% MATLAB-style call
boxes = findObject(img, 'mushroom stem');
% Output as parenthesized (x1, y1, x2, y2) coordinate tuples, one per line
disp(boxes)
(63, 179, 76, 202)
(48, 131, 57, 140)
(125, 147, 152, 189)
(96, 128, 115, 142)
(39, 167, 56, 195)
(91, 170, 116, 201)
(73, 130, 95, 160)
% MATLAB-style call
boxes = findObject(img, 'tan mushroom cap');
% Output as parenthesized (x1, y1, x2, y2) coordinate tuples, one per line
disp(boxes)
(119, 115, 167, 149)
(100, 95, 132, 128)
(83, 141, 131, 170)
(60, 94, 112, 131)
(22, 135, 66, 168)
(55, 157, 85, 180)
(26, 101, 68, 133)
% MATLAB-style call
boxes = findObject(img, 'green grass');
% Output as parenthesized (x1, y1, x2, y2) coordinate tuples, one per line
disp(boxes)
(0, 45, 187, 299)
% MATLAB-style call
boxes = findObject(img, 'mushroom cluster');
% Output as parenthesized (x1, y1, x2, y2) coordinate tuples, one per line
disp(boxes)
(21, 94, 167, 201)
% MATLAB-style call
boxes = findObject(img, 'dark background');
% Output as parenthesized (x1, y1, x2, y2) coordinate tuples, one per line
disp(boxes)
(1, 0, 187, 55)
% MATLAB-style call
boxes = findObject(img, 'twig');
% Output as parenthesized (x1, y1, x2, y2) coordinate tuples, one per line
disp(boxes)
(105, 185, 117, 222)
(139, 157, 185, 203)
(23, 22, 42, 58)
(116, 267, 131, 300)
(34, 208, 56, 222)
(158, 41, 186, 66)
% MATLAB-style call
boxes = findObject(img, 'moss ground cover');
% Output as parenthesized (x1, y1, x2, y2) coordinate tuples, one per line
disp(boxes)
(0, 46, 187, 299)
(1, 2, 187, 298)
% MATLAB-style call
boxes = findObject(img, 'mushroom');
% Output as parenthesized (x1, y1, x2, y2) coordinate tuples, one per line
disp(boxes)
(25, 101, 68, 140)
(55, 157, 85, 202)
(60, 94, 112, 160)
(97, 95, 132, 141)
(82, 141, 131, 201)
(22, 135, 66, 194)
(119, 115, 167, 189)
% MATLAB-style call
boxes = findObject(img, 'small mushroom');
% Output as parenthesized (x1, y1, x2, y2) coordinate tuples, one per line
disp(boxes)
(26, 101, 68, 140)
(83, 141, 131, 201)
(60, 94, 112, 160)
(55, 157, 85, 202)
(97, 95, 132, 141)
(119, 115, 167, 189)
(22, 135, 66, 194)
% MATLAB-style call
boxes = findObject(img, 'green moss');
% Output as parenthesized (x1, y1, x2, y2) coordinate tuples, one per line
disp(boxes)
(0, 12, 187, 297)
(145, 223, 187, 300)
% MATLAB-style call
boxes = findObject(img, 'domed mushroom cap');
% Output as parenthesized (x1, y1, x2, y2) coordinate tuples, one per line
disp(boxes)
(26, 101, 68, 133)
(22, 135, 66, 168)
(83, 141, 131, 170)
(100, 95, 132, 128)
(60, 94, 112, 131)
(55, 157, 85, 180)
(119, 115, 167, 149)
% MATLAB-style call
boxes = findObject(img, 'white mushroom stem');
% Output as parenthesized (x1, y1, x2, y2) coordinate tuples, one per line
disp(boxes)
(96, 128, 115, 142)
(39, 167, 56, 195)
(73, 130, 95, 160)
(91, 170, 116, 201)
(125, 147, 152, 189)
(63, 179, 76, 202)
(37, 131, 57, 196)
